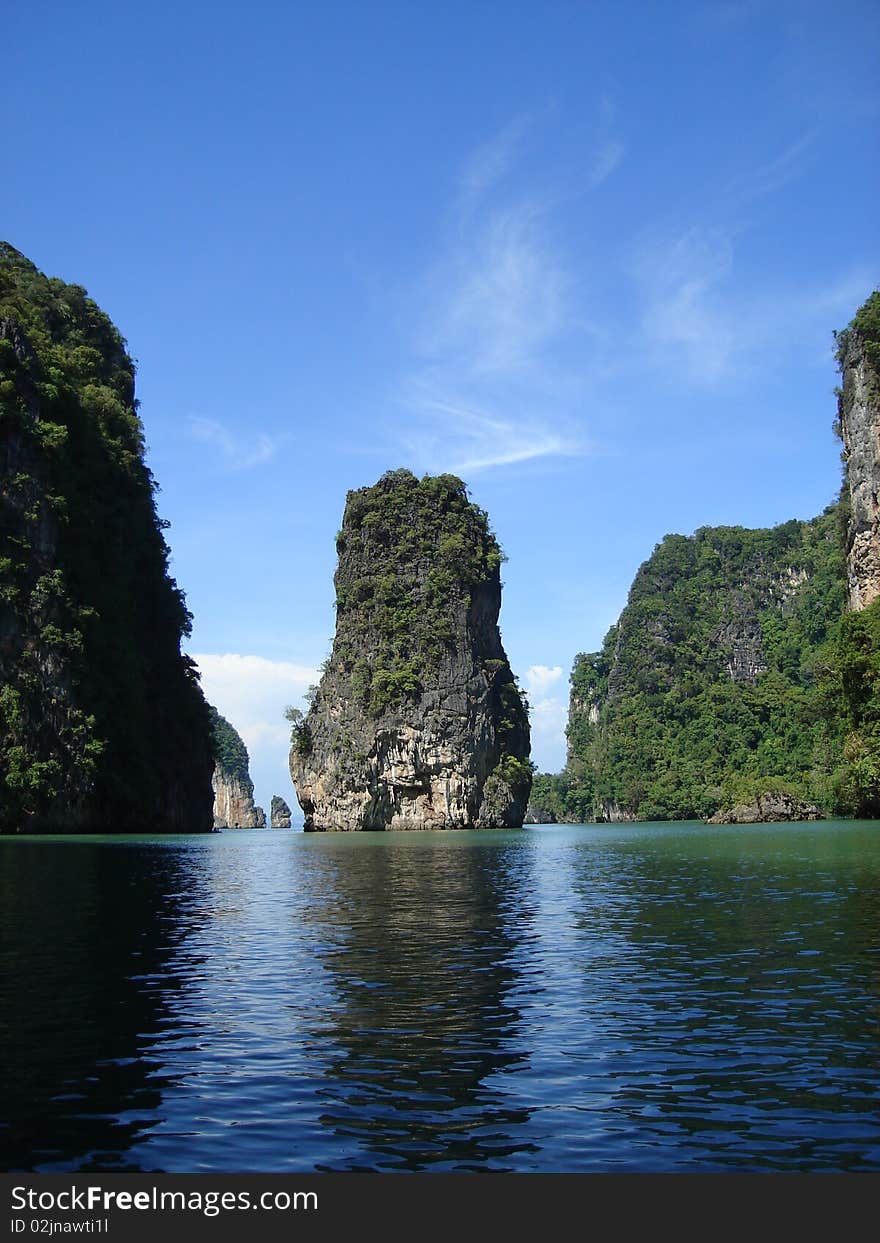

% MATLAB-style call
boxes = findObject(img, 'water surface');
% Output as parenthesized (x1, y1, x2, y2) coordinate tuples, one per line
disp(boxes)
(1, 821, 878, 1172)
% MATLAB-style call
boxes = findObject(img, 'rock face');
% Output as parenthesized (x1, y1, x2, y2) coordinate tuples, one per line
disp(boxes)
(706, 791, 824, 825)
(212, 770, 265, 828)
(270, 795, 292, 828)
(0, 244, 214, 833)
(290, 470, 531, 830)
(210, 707, 265, 828)
(837, 295, 880, 612)
(524, 807, 556, 824)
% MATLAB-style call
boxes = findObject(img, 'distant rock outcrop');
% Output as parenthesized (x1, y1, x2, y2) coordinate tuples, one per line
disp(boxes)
(837, 294, 880, 612)
(210, 708, 265, 828)
(289, 470, 531, 830)
(706, 791, 824, 825)
(270, 795, 292, 828)
(524, 806, 556, 824)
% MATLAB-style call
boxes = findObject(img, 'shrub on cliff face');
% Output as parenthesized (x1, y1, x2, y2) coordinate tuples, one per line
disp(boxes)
(0, 243, 213, 831)
(834, 290, 880, 373)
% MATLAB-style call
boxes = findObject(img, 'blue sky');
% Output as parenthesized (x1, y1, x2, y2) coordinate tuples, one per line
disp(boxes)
(5, 1, 878, 813)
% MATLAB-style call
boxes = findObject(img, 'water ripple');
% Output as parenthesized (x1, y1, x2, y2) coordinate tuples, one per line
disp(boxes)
(1, 822, 878, 1171)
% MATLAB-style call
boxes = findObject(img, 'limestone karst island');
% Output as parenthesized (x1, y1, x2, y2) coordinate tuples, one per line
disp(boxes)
(1, 241, 879, 834)
(288, 469, 532, 830)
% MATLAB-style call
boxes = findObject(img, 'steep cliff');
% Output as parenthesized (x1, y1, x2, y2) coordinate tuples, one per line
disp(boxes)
(550, 291, 880, 823)
(0, 244, 213, 832)
(559, 512, 846, 821)
(210, 707, 265, 828)
(270, 795, 292, 828)
(289, 469, 531, 830)
(832, 292, 880, 814)
(836, 292, 880, 612)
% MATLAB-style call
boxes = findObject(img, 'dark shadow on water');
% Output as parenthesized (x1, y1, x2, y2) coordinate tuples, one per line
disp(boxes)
(0, 840, 206, 1171)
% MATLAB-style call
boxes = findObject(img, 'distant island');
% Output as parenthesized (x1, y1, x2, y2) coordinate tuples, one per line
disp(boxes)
(210, 706, 265, 828)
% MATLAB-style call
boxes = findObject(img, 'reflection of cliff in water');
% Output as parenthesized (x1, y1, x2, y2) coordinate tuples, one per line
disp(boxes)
(0, 841, 203, 1171)
(309, 836, 535, 1171)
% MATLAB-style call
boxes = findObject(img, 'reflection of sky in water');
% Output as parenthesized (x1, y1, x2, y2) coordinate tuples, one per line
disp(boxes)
(0, 823, 878, 1172)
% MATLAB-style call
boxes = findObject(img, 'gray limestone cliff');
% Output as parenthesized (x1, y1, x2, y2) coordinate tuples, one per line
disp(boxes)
(289, 470, 531, 830)
(209, 707, 265, 828)
(270, 795, 292, 828)
(706, 790, 824, 825)
(212, 769, 265, 828)
(836, 293, 880, 612)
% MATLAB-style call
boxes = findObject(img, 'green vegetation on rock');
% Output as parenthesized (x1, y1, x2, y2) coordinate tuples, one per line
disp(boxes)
(332, 469, 507, 715)
(0, 244, 213, 831)
(209, 706, 251, 784)
(834, 289, 880, 373)
(543, 291, 880, 824)
(554, 511, 847, 821)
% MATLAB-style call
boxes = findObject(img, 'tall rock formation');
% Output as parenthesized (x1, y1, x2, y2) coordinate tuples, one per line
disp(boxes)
(836, 292, 880, 612)
(270, 795, 292, 828)
(0, 244, 214, 832)
(832, 292, 880, 816)
(290, 470, 531, 830)
(210, 707, 265, 828)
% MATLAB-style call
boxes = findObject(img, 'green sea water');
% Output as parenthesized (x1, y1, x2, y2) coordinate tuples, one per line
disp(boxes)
(1, 820, 878, 1171)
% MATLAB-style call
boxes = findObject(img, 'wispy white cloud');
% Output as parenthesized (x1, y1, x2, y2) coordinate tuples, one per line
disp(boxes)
(398, 396, 577, 474)
(636, 225, 736, 383)
(421, 203, 569, 375)
(633, 218, 872, 384)
(590, 140, 625, 189)
(725, 131, 816, 208)
(589, 94, 625, 188)
(458, 114, 533, 208)
(397, 154, 589, 474)
(187, 416, 283, 470)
